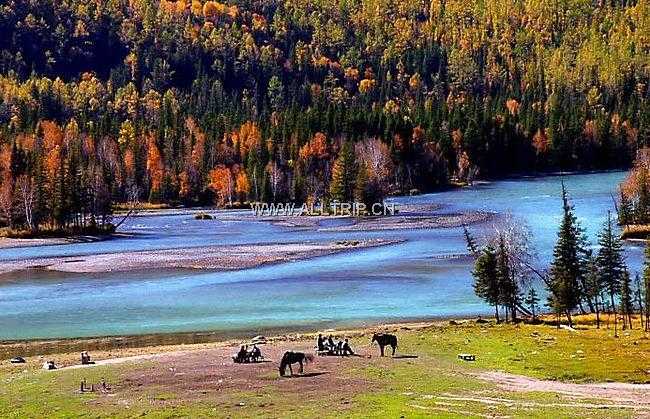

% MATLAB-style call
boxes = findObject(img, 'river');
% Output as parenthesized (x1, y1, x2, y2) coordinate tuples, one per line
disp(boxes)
(0, 171, 640, 340)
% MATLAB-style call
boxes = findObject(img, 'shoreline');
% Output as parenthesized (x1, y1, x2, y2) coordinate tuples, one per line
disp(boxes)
(3, 313, 650, 417)
(0, 233, 133, 250)
(0, 316, 466, 360)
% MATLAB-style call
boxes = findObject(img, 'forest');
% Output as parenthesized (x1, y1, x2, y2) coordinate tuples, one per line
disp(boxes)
(1, 0, 650, 233)
(467, 184, 650, 333)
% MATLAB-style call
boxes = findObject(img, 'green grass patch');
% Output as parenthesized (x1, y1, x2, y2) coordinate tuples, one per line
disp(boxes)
(1, 320, 648, 418)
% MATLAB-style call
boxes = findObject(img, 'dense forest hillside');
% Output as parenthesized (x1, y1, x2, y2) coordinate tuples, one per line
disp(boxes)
(1, 0, 650, 232)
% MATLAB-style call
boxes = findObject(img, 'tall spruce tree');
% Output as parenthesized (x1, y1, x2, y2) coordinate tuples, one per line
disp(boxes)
(583, 250, 603, 328)
(618, 189, 633, 226)
(473, 246, 501, 322)
(619, 269, 634, 330)
(646, 273, 650, 332)
(353, 162, 370, 207)
(547, 182, 586, 327)
(596, 211, 626, 336)
(633, 273, 644, 330)
(329, 142, 356, 202)
(496, 234, 519, 322)
(643, 243, 650, 331)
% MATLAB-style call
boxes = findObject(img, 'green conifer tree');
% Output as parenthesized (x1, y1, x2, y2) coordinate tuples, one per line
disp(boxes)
(584, 250, 603, 328)
(353, 162, 369, 208)
(329, 142, 356, 202)
(619, 269, 634, 330)
(548, 182, 587, 327)
(618, 189, 633, 226)
(596, 211, 626, 337)
(496, 234, 518, 322)
(472, 246, 501, 322)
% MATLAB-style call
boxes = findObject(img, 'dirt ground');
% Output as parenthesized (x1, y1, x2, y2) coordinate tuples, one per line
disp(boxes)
(129, 344, 368, 393)
(56, 335, 650, 412)
(478, 371, 650, 407)
(64, 339, 378, 411)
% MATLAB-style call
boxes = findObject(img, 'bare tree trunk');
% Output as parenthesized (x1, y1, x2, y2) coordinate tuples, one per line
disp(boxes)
(566, 310, 573, 328)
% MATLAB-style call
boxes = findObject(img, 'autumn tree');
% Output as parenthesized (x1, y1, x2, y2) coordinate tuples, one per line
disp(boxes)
(146, 135, 165, 202)
(235, 170, 250, 203)
(266, 161, 284, 202)
(644, 245, 650, 331)
(209, 165, 233, 207)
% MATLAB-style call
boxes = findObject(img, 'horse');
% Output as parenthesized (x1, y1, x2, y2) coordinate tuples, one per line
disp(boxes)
(371, 333, 398, 357)
(279, 351, 313, 376)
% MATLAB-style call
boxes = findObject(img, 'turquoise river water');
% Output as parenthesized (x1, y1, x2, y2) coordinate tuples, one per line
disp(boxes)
(0, 171, 640, 340)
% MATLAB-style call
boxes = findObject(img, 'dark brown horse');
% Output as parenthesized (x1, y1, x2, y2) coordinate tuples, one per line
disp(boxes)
(279, 351, 313, 376)
(371, 333, 398, 356)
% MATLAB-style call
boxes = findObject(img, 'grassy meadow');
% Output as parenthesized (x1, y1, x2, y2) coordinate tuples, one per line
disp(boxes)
(1, 318, 649, 418)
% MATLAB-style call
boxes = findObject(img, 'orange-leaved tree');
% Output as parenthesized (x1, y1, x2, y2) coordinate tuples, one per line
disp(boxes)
(209, 165, 233, 206)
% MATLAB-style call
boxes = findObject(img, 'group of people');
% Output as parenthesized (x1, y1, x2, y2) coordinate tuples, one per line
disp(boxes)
(40, 351, 95, 370)
(316, 334, 355, 356)
(80, 351, 94, 365)
(233, 344, 263, 363)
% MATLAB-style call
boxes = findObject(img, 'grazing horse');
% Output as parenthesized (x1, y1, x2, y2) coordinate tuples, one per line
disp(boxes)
(279, 351, 313, 376)
(371, 333, 398, 356)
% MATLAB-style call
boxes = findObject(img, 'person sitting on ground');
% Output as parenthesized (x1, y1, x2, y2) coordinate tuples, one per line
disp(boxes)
(317, 334, 326, 352)
(342, 339, 354, 356)
(250, 344, 262, 362)
(43, 360, 56, 370)
(101, 378, 111, 391)
(234, 345, 248, 363)
(80, 351, 93, 365)
(327, 335, 335, 351)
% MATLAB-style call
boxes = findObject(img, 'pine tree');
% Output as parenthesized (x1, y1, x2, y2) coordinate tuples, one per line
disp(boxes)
(618, 189, 633, 226)
(329, 142, 356, 202)
(619, 269, 634, 330)
(496, 234, 518, 322)
(597, 211, 626, 337)
(584, 250, 603, 328)
(633, 273, 644, 331)
(643, 243, 650, 332)
(472, 246, 501, 322)
(353, 162, 369, 207)
(547, 182, 586, 327)
(547, 270, 570, 329)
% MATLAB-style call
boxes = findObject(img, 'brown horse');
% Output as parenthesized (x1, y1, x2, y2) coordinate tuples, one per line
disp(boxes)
(371, 333, 398, 356)
(279, 351, 313, 376)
